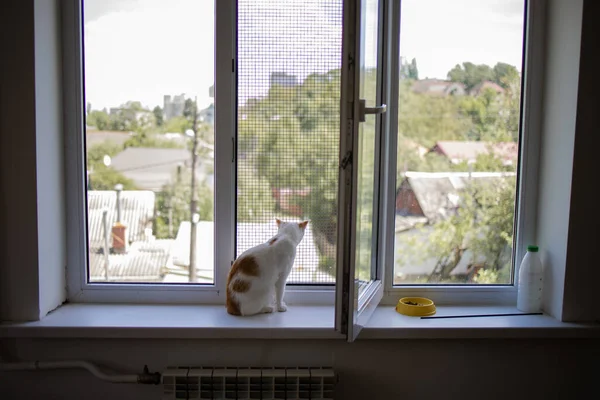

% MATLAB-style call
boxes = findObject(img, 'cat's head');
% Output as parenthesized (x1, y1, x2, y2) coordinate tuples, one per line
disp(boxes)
(276, 219, 309, 245)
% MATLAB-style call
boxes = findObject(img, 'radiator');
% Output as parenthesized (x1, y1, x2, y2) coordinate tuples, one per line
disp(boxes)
(162, 367, 336, 400)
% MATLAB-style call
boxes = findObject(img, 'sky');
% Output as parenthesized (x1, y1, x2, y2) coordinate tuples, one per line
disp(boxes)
(83, 0, 525, 111)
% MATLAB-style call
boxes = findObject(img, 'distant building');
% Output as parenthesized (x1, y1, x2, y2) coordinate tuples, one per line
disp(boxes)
(163, 93, 186, 120)
(395, 171, 516, 222)
(270, 72, 297, 87)
(87, 190, 173, 282)
(469, 81, 506, 96)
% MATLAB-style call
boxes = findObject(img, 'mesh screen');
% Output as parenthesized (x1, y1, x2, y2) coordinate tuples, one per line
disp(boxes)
(237, 0, 343, 284)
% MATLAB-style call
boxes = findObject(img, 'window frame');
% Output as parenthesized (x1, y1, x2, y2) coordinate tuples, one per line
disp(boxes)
(63, 0, 544, 311)
(64, 0, 336, 305)
(379, 0, 544, 306)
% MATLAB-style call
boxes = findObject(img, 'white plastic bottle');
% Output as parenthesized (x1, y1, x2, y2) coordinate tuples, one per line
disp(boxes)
(517, 245, 544, 313)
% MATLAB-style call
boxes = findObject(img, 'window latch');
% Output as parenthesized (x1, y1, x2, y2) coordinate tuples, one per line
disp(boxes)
(358, 99, 387, 122)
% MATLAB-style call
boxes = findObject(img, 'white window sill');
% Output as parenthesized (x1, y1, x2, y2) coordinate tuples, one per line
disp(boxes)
(361, 305, 600, 339)
(0, 304, 339, 339)
(1, 304, 598, 340)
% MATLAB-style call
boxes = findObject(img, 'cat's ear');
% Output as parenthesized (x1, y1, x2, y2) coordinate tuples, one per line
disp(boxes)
(298, 220, 309, 230)
(276, 218, 282, 227)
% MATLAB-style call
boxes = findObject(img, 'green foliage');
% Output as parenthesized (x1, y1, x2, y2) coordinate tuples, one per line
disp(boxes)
(400, 57, 419, 80)
(88, 165, 136, 190)
(183, 98, 196, 120)
(154, 169, 214, 239)
(447, 61, 520, 92)
(123, 132, 185, 149)
(87, 110, 111, 130)
(236, 160, 276, 223)
(493, 62, 520, 89)
(86, 141, 135, 190)
(153, 106, 164, 127)
(86, 141, 123, 167)
(162, 116, 192, 134)
(447, 62, 495, 91)
(400, 176, 516, 283)
(399, 80, 472, 147)
(238, 70, 341, 272)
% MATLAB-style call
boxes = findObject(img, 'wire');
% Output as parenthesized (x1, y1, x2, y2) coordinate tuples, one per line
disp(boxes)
(0, 360, 140, 384)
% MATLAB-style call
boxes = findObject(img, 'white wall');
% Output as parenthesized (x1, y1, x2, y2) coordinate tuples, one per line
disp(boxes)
(1, 338, 598, 399)
(34, 0, 66, 318)
(1, 1, 599, 399)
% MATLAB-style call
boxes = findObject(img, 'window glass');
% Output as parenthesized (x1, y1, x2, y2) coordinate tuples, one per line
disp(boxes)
(394, 0, 526, 285)
(83, 0, 215, 283)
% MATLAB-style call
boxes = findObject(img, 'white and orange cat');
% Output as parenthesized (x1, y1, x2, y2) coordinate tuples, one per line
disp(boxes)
(226, 219, 308, 316)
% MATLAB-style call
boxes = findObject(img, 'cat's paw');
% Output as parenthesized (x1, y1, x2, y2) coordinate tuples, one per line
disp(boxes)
(277, 303, 287, 312)
(261, 306, 274, 314)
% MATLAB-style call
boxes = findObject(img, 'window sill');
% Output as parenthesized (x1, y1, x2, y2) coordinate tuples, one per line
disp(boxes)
(361, 305, 600, 339)
(1, 304, 598, 340)
(0, 304, 340, 340)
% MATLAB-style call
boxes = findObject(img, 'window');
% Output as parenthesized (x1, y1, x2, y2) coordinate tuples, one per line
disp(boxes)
(66, 0, 541, 334)
(391, 0, 528, 287)
(83, 0, 216, 284)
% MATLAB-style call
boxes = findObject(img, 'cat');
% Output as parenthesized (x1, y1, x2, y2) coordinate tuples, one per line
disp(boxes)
(226, 219, 308, 316)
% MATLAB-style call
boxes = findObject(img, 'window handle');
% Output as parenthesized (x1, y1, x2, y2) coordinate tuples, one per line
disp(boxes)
(358, 99, 387, 122)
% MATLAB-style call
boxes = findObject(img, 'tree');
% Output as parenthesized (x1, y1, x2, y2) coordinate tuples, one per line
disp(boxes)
(399, 80, 472, 147)
(183, 98, 196, 120)
(87, 110, 111, 130)
(154, 169, 213, 239)
(447, 62, 495, 92)
(153, 106, 164, 127)
(162, 116, 192, 134)
(86, 141, 136, 190)
(398, 176, 516, 283)
(400, 57, 419, 80)
(493, 62, 520, 89)
(237, 70, 341, 275)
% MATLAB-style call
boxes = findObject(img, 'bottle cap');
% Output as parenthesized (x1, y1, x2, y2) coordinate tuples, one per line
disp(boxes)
(527, 245, 539, 252)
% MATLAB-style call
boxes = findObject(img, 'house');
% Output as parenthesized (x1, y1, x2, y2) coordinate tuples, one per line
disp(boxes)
(86, 190, 174, 282)
(272, 187, 311, 217)
(394, 171, 515, 281)
(429, 140, 519, 166)
(411, 79, 467, 96)
(109, 147, 212, 191)
(87, 190, 156, 248)
(395, 171, 516, 222)
(469, 80, 506, 96)
(88, 239, 174, 282)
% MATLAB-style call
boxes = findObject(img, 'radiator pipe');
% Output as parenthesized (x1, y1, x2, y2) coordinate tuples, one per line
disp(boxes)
(0, 360, 161, 385)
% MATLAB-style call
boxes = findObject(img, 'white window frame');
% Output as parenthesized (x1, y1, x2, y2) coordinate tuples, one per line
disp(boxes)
(378, 0, 545, 306)
(63, 0, 543, 312)
(63, 0, 335, 305)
